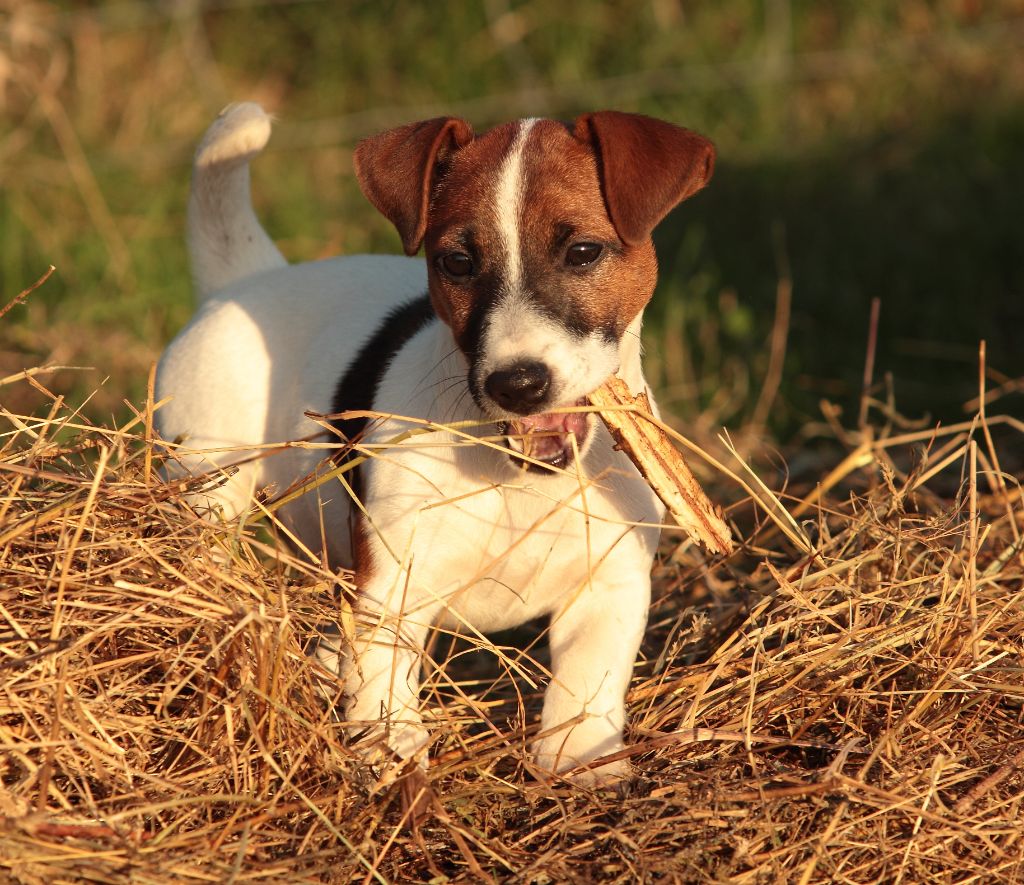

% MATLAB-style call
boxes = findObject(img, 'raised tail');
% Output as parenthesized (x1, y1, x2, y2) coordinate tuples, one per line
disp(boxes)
(187, 102, 286, 301)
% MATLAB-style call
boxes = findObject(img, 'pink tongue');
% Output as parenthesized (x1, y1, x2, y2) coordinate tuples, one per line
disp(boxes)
(520, 413, 568, 432)
(515, 411, 587, 436)
(505, 401, 589, 463)
(506, 408, 588, 465)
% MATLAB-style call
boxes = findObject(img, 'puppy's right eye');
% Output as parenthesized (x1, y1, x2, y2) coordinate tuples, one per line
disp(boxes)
(566, 242, 603, 267)
(437, 252, 474, 281)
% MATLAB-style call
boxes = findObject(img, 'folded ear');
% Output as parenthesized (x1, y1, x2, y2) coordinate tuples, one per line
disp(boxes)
(354, 117, 474, 255)
(573, 111, 715, 246)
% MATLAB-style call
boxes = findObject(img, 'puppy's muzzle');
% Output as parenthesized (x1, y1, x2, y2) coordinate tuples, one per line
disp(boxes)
(485, 361, 591, 472)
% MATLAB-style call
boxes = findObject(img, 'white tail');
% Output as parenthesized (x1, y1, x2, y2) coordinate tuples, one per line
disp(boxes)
(187, 103, 286, 301)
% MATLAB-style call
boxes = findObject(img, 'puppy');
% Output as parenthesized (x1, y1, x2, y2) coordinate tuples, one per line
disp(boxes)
(156, 103, 714, 785)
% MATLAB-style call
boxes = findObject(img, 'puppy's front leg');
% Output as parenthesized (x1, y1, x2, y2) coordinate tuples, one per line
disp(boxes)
(341, 576, 436, 763)
(532, 574, 651, 787)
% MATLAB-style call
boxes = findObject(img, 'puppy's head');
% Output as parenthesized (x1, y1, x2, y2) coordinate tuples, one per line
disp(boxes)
(355, 112, 714, 471)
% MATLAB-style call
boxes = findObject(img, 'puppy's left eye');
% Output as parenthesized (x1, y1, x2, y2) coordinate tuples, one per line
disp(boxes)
(566, 242, 603, 267)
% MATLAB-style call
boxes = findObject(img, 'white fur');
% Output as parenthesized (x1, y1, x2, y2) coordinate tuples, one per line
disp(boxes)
(157, 105, 666, 786)
(475, 292, 621, 415)
(493, 118, 537, 296)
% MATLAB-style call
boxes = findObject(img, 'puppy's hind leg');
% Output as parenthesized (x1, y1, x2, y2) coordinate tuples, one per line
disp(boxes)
(188, 102, 286, 300)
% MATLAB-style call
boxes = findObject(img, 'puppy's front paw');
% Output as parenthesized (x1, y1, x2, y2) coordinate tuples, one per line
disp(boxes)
(309, 624, 431, 765)
(532, 737, 634, 789)
(348, 720, 431, 766)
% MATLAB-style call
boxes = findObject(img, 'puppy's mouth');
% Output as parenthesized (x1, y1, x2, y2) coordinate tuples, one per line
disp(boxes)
(499, 400, 590, 472)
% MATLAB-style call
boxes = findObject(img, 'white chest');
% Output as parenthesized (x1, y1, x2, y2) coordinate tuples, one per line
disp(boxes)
(363, 431, 660, 633)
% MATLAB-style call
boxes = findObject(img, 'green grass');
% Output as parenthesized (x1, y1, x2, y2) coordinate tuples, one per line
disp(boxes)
(654, 102, 1024, 431)
(2, 0, 1021, 431)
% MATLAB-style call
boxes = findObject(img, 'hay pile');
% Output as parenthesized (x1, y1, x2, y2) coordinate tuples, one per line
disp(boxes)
(0, 369, 1022, 884)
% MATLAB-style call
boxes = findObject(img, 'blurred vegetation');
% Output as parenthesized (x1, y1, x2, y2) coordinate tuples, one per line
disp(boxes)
(1, 0, 1021, 436)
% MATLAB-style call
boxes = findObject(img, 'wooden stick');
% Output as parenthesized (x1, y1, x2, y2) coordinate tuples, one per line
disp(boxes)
(588, 377, 733, 555)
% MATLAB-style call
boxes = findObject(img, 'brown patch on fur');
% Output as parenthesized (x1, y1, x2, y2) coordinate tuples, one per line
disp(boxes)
(425, 118, 661, 342)
(350, 512, 375, 588)
(574, 111, 715, 246)
(359, 112, 713, 351)
(355, 117, 474, 255)
(517, 120, 658, 337)
(424, 121, 521, 341)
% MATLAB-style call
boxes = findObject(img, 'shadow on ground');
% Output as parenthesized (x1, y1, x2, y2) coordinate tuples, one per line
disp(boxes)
(652, 103, 1024, 436)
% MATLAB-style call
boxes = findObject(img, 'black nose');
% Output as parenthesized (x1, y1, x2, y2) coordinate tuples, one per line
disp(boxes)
(484, 361, 552, 414)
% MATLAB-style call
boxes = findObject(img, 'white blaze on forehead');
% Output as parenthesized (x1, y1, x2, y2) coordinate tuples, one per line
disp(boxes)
(493, 118, 538, 296)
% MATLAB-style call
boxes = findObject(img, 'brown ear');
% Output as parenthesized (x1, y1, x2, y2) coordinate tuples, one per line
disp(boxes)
(573, 111, 715, 246)
(354, 117, 474, 255)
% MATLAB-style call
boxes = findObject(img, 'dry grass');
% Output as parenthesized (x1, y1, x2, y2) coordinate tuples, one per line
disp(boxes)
(0, 364, 1022, 884)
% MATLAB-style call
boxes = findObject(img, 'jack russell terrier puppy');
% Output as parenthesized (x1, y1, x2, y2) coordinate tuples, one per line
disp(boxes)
(156, 103, 714, 786)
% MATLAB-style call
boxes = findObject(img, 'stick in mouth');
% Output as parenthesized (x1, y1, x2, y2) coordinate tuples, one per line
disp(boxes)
(587, 376, 733, 555)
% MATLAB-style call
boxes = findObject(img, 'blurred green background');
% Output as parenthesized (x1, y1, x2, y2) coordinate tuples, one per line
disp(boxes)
(2, 0, 1021, 439)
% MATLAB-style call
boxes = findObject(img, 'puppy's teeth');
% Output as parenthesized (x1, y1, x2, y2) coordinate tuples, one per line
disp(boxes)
(505, 436, 525, 453)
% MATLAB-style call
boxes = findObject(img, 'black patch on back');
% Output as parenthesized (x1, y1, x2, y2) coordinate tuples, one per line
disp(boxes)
(328, 293, 436, 493)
